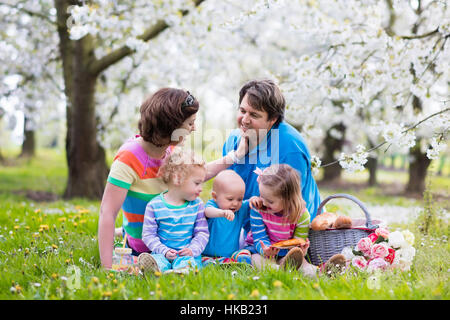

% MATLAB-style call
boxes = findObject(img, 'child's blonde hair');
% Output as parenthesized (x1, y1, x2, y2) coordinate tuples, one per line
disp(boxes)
(159, 147, 206, 184)
(257, 164, 305, 223)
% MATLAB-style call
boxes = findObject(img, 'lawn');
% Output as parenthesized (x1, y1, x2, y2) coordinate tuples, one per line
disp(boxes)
(0, 149, 448, 300)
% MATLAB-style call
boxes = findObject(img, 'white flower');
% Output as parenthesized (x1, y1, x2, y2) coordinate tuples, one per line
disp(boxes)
(397, 246, 416, 263)
(388, 231, 407, 249)
(401, 230, 415, 246)
(311, 155, 321, 176)
(338, 145, 369, 172)
(341, 247, 355, 260)
(426, 137, 447, 160)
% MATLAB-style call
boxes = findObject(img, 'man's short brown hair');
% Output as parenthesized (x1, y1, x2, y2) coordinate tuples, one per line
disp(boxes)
(138, 88, 199, 146)
(239, 79, 285, 125)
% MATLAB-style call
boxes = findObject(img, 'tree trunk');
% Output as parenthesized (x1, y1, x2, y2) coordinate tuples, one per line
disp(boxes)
(367, 156, 378, 186)
(19, 116, 36, 158)
(405, 141, 431, 194)
(56, 0, 108, 199)
(321, 123, 346, 182)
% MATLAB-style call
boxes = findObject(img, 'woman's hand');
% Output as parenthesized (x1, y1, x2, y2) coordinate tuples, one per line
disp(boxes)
(260, 241, 280, 258)
(235, 135, 249, 160)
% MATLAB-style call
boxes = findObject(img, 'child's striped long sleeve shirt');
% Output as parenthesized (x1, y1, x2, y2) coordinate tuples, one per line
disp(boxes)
(142, 193, 209, 257)
(250, 208, 310, 256)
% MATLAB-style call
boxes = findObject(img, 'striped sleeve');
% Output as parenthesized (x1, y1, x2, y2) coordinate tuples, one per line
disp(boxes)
(141, 201, 171, 256)
(187, 201, 210, 256)
(250, 209, 271, 255)
(107, 158, 137, 189)
(293, 209, 311, 239)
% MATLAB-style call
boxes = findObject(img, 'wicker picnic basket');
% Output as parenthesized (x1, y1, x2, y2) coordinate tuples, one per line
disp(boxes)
(307, 193, 379, 266)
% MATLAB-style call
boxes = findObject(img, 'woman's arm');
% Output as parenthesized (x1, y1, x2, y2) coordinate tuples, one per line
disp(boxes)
(98, 182, 128, 269)
(204, 136, 248, 181)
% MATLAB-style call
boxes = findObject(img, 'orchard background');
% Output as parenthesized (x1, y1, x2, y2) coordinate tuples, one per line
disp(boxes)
(0, 0, 448, 300)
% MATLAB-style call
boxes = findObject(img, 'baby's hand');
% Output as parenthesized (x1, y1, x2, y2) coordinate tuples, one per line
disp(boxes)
(165, 249, 178, 260)
(222, 209, 235, 221)
(249, 196, 263, 211)
(177, 248, 193, 257)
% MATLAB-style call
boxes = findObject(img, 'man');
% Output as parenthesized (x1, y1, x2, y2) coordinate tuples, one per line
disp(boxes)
(223, 79, 321, 221)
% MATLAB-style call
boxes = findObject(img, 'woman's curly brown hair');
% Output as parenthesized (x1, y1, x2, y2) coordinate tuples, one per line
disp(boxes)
(138, 88, 199, 147)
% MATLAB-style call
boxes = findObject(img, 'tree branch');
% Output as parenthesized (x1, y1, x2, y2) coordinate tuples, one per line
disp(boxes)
(0, 1, 57, 26)
(319, 107, 450, 168)
(88, 0, 205, 76)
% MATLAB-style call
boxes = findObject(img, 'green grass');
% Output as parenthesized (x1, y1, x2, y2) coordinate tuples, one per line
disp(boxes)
(0, 149, 448, 300)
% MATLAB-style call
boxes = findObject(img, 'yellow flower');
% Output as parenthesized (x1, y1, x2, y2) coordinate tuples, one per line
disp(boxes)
(51, 273, 58, 279)
(79, 219, 87, 224)
(227, 293, 235, 300)
(65, 259, 71, 264)
(73, 222, 78, 227)
(24, 248, 30, 255)
(250, 289, 260, 298)
(154, 271, 162, 277)
(273, 280, 283, 288)
(25, 226, 30, 230)
(15, 285, 22, 293)
(91, 277, 99, 284)
(34, 209, 41, 214)
(58, 217, 67, 222)
(312, 283, 319, 289)
(113, 279, 118, 285)
(52, 244, 58, 249)
(14, 225, 20, 230)
(39, 224, 49, 231)
(78, 209, 90, 214)
(102, 291, 112, 298)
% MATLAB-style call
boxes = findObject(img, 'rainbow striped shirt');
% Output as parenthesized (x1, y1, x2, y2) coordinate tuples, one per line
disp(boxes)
(142, 193, 209, 257)
(107, 136, 173, 253)
(249, 208, 310, 256)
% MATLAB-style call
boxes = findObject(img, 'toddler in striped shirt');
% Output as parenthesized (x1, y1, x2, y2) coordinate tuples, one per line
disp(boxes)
(139, 148, 210, 274)
(247, 164, 317, 275)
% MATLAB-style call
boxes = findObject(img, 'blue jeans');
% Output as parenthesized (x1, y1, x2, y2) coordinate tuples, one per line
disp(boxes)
(152, 254, 203, 273)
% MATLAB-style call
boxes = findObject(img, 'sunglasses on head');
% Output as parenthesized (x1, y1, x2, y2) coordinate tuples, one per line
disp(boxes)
(182, 91, 195, 108)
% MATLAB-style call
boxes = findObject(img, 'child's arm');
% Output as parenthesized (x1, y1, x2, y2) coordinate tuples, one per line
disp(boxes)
(250, 209, 273, 256)
(141, 203, 171, 256)
(185, 202, 210, 256)
(205, 206, 235, 221)
(293, 209, 311, 254)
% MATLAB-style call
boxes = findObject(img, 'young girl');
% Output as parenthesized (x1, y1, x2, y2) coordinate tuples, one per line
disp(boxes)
(248, 164, 345, 276)
(138, 148, 210, 274)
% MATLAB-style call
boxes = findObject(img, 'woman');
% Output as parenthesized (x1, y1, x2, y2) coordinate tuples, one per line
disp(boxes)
(98, 88, 247, 269)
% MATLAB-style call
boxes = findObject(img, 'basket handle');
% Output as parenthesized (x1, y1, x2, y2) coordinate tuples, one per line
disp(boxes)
(316, 193, 378, 229)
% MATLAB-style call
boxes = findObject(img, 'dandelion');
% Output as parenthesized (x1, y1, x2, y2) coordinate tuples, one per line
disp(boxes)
(91, 277, 99, 284)
(227, 293, 235, 300)
(34, 209, 41, 214)
(14, 225, 20, 230)
(52, 244, 58, 250)
(25, 226, 30, 230)
(312, 283, 319, 289)
(154, 271, 162, 277)
(73, 222, 78, 227)
(250, 289, 260, 298)
(58, 217, 67, 222)
(102, 291, 112, 298)
(51, 273, 58, 279)
(273, 280, 283, 288)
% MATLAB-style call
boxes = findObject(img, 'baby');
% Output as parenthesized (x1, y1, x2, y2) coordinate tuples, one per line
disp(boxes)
(202, 170, 252, 264)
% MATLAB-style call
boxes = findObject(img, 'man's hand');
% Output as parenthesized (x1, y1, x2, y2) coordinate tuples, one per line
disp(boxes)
(222, 209, 235, 221)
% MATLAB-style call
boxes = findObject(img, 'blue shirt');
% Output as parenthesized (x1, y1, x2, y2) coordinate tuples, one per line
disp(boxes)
(223, 121, 321, 221)
(141, 193, 209, 257)
(202, 199, 251, 257)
